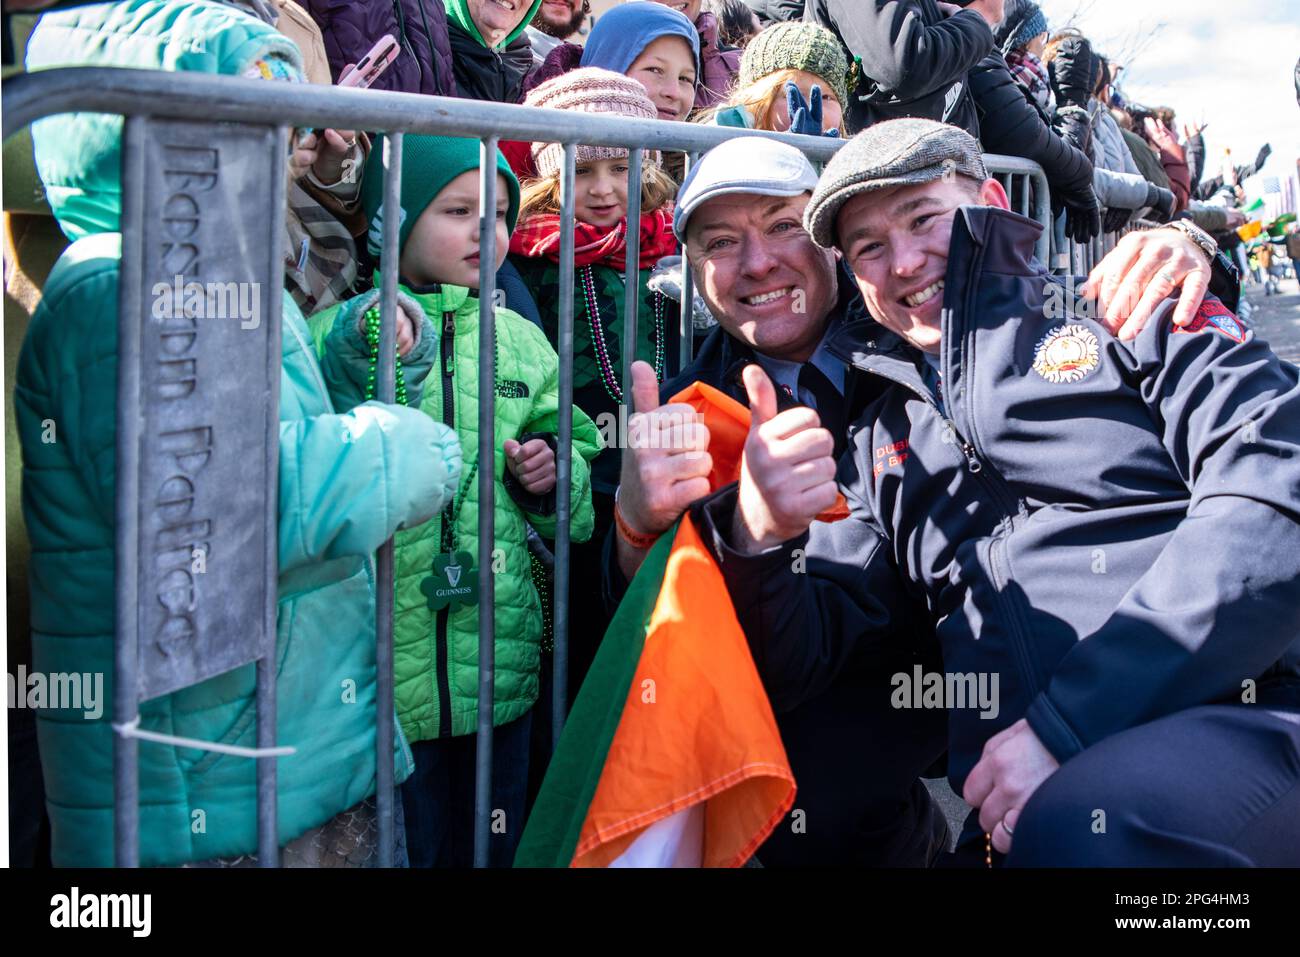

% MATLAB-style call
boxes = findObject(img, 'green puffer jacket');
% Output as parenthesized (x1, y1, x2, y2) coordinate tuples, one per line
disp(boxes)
(311, 282, 600, 741)
(508, 256, 681, 496)
(18, 0, 461, 867)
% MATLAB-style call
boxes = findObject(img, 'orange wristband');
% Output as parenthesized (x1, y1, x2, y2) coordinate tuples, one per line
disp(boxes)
(614, 493, 659, 550)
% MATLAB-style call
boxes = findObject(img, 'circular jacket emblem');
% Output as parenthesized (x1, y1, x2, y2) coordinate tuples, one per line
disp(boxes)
(1032, 323, 1100, 383)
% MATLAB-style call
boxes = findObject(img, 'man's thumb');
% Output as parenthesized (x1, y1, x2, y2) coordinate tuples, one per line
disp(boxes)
(630, 360, 659, 415)
(743, 364, 778, 428)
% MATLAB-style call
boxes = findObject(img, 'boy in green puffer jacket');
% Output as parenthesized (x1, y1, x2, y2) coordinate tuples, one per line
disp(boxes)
(310, 135, 600, 868)
(17, 0, 462, 867)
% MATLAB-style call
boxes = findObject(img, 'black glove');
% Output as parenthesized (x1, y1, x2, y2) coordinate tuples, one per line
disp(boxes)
(1054, 105, 1093, 158)
(1058, 185, 1102, 243)
(1103, 205, 1132, 234)
(1047, 36, 1095, 108)
(1145, 182, 1175, 223)
(1254, 142, 1272, 172)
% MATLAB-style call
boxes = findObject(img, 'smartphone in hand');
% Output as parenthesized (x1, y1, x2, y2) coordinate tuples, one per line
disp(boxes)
(338, 34, 399, 90)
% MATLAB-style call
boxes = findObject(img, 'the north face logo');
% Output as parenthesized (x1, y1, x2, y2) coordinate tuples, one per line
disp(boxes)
(496, 380, 529, 398)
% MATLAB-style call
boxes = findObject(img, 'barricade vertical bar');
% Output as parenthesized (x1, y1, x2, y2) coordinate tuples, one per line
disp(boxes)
(553, 143, 577, 747)
(257, 125, 291, 866)
(679, 151, 698, 375)
(375, 130, 404, 867)
(622, 148, 643, 400)
(474, 135, 500, 869)
(115, 113, 147, 868)
(1031, 171, 1052, 266)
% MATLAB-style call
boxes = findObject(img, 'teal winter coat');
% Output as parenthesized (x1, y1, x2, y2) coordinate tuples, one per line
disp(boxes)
(17, 0, 461, 866)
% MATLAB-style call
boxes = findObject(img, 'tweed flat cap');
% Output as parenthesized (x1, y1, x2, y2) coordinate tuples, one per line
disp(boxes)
(803, 118, 989, 249)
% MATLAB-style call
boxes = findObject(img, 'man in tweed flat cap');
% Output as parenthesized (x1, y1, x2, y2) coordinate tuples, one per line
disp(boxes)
(607, 128, 1248, 867)
(688, 117, 1300, 866)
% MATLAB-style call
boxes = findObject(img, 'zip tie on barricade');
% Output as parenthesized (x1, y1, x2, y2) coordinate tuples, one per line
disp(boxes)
(111, 716, 296, 758)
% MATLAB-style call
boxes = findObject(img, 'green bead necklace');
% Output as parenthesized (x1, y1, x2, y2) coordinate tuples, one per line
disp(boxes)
(362, 304, 408, 405)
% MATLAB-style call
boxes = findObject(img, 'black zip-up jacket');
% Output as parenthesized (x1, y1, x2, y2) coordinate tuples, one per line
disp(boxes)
(447, 21, 532, 103)
(968, 53, 1094, 204)
(694, 205, 1300, 795)
(804, 0, 991, 136)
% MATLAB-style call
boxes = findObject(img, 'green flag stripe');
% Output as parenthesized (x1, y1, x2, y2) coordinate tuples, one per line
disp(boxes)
(514, 521, 680, 867)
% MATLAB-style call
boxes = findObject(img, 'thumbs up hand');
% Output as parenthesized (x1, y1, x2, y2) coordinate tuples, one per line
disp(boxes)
(616, 360, 713, 544)
(733, 364, 839, 554)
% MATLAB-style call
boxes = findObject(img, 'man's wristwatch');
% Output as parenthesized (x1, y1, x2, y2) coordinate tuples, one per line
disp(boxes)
(1161, 218, 1241, 313)
(1163, 219, 1218, 263)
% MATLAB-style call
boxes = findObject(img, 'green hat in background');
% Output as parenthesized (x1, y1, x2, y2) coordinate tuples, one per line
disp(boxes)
(738, 22, 850, 109)
(361, 134, 521, 258)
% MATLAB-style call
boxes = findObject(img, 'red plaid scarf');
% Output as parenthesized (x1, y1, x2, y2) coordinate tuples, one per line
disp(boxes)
(1006, 50, 1055, 115)
(509, 207, 679, 271)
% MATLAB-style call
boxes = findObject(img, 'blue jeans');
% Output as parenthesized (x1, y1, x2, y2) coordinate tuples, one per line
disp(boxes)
(400, 710, 533, 868)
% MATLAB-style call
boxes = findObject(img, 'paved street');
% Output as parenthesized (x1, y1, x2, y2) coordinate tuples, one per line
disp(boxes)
(1241, 268, 1300, 363)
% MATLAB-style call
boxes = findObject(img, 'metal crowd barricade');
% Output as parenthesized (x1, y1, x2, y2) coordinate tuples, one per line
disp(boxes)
(2, 67, 1054, 868)
(984, 155, 1052, 266)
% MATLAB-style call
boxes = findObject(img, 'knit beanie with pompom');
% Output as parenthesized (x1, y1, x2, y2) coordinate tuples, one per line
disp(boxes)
(524, 67, 662, 179)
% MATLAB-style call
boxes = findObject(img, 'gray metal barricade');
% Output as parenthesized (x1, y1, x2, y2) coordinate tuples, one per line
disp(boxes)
(984, 155, 1052, 267)
(3, 67, 1057, 868)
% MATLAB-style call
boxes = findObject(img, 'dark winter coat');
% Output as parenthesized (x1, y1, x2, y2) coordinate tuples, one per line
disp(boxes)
(448, 19, 534, 103)
(968, 53, 1093, 203)
(803, 0, 991, 136)
(303, 0, 457, 96)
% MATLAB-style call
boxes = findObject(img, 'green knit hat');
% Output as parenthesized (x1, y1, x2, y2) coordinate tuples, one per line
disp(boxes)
(361, 135, 521, 258)
(737, 22, 850, 109)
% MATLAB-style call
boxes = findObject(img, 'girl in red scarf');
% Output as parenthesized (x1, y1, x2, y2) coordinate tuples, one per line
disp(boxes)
(508, 67, 683, 694)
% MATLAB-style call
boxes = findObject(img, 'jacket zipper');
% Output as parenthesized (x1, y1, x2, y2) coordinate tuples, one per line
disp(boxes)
(985, 530, 1041, 698)
(938, 260, 1042, 698)
(435, 309, 455, 738)
(858, 356, 1041, 699)
(946, 232, 1024, 519)
(393, 0, 426, 87)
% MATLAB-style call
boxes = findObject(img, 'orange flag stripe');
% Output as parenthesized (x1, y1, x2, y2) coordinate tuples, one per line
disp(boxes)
(572, 514, 796, 868)
(668, 380, 849, 522)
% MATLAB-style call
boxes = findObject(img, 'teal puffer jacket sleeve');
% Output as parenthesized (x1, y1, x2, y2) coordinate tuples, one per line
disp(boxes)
(277, 403, 460, 573)
(311, 290, 439, 413)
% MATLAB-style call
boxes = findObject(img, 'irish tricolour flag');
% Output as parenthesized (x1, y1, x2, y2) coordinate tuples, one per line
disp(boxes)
(516, 383, 847, 867)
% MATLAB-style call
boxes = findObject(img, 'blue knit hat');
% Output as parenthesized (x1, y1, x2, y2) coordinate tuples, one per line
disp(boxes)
(580, 2, 701, 79)
(994, 0, 1048, 55)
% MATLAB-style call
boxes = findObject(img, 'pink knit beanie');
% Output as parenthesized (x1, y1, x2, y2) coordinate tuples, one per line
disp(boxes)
(524, 67, 662, 179)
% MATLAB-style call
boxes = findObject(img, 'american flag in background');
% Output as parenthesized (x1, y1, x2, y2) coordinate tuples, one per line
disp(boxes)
(1259, 176, 1287, 222)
